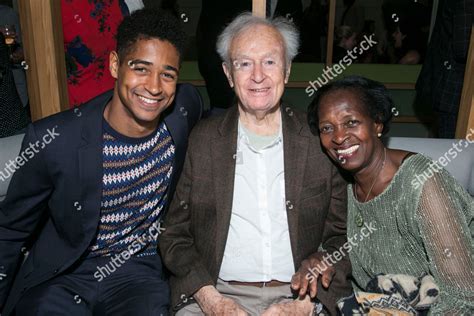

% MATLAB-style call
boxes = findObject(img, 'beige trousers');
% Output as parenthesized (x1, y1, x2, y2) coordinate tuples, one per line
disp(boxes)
(176, 279, 293, 316)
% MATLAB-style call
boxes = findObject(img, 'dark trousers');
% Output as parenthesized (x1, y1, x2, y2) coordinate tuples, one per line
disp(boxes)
(14, 255, 170, 316)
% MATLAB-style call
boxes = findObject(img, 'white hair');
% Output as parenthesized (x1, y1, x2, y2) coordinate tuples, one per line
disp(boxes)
(216, 12, 300, 70)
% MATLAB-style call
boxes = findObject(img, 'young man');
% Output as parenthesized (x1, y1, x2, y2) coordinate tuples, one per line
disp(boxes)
(0, 9, 201, 315)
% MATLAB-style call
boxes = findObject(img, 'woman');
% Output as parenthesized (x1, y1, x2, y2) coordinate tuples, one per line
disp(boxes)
(307, 76, 473, 314)
(390, 26, 422, 65)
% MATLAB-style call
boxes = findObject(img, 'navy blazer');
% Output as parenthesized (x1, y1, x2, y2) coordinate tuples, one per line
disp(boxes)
(0, 83, 202, 315)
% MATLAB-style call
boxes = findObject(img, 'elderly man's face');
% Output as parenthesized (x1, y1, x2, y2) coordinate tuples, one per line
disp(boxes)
(223, 24, 290, 113)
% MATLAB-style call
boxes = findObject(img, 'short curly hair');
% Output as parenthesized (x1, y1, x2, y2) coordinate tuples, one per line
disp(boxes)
(307, 75, 394, 135)
(116, 9, 186, 63)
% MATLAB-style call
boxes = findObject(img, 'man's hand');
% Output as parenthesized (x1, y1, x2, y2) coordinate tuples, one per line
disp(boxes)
(261, 295, 313, 316)
(291, 252, 335, 298)
(194, 285, 248, 316)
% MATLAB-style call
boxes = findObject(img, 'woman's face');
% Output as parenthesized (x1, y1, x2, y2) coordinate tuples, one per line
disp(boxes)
(316, 89, 383, 173)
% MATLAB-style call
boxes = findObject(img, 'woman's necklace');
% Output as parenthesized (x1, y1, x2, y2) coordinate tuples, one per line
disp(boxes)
(354, 147, 387, 227)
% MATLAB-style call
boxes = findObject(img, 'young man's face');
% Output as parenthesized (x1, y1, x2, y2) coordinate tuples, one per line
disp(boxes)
(109, 38, 180, 131)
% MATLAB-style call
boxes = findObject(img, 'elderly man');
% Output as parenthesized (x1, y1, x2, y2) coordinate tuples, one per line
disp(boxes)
(160, 13, 351, 315)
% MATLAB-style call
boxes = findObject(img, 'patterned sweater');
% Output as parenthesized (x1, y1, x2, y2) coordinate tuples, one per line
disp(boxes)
(87, 119, 175, 258)
(347, 154, 474, 315)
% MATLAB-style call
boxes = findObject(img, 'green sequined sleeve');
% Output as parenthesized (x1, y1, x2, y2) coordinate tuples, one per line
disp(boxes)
(415, 169, 474, 315)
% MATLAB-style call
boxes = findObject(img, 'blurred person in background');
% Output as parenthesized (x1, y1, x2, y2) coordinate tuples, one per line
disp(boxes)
(0, 2, 28, 109)
(333, 25, 358, 63)
(382, 0, 431, 65)
(358, 20, 379, 63)
(0, 31, 28, 137)
(416, 0, 474, 138)
(390, 24, 423, 64)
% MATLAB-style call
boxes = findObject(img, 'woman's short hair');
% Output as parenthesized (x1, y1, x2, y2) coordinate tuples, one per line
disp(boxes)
(307, 75, 394, 135)
(216, 12, 300, 70)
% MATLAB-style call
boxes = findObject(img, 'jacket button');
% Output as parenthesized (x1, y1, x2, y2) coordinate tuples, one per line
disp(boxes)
(53, 269, 59, 274)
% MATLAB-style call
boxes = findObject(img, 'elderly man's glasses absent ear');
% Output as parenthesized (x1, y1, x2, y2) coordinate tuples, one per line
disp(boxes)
(231, 58, 284, 73)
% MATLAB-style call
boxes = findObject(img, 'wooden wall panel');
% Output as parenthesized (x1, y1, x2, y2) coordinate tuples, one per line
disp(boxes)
(252, 0, 266, 18)
(17, 0, 68, 121)
(455, 26, 474, 138)
(326, 0, 336, 66)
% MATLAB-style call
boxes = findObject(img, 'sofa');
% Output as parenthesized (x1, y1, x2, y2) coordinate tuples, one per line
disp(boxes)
(385, 137, 474, 196)
(1, 135, 473, 201)
(0, 133, 24, 202)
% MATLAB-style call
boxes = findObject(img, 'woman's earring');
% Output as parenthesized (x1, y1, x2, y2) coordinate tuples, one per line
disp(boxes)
(377, 133, 382, 137)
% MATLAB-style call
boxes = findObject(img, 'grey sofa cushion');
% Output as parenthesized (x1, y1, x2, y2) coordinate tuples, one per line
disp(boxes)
(385, 137, 474, 196)
(0, 133, 24, 201)
(1, 135, 472, 200)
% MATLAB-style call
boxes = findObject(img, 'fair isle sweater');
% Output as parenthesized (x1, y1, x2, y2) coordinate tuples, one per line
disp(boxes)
(87, 119, 175, 258)
(347, 154, 474, 315)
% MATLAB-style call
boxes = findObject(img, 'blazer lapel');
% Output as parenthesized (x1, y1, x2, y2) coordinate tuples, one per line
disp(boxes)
(77, 99, 109, 241)
(213, 106, 239, 266)
(282, 105, 310, 262)
(164, 107, 188, 199)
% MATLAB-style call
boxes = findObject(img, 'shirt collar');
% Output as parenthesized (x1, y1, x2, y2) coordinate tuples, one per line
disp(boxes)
(237, 113, 283, 151)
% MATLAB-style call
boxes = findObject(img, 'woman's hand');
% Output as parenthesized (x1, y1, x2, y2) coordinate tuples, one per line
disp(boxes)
(291, 251, 335, 298)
